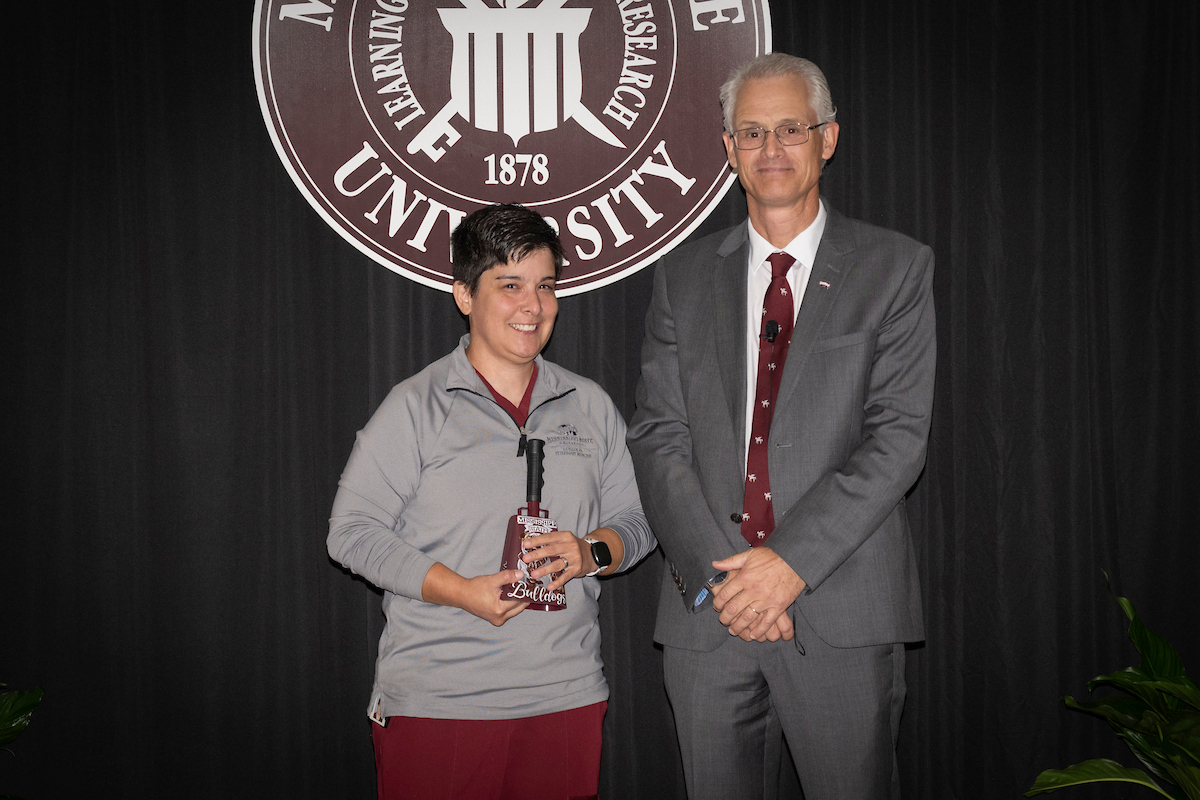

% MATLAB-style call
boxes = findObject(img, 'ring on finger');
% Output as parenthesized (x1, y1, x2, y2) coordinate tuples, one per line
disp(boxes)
(562, 557, 569, 571)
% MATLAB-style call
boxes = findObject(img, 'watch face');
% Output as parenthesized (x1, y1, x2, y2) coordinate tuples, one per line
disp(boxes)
(590, 539, 612, 568)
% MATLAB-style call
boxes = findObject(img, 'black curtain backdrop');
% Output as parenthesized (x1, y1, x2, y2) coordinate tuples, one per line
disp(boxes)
(6, 2, 1197, 798)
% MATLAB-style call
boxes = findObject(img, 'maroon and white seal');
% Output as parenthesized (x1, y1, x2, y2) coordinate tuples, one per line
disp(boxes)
(253, 0, 770, 294)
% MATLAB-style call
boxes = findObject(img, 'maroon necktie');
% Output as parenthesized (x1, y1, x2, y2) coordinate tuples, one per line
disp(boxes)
(740, 252, 795, 546)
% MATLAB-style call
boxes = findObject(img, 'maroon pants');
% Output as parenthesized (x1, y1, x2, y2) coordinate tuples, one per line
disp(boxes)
(371, 702, 606, 800)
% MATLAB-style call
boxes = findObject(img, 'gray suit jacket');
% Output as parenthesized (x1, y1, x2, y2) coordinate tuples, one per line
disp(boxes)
(627, 204, 935, 652)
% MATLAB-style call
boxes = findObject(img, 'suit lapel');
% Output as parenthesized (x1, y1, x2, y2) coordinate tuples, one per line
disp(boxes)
(775, 207, 855, 409)
(713, 225, 749, 447)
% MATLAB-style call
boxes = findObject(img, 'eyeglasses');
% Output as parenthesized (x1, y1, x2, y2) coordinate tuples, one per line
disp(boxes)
(730, 123, 828, 150)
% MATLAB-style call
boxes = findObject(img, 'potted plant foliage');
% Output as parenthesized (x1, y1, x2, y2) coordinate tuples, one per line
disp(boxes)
(1026, 576, 1199, 799)
(1, 683, 43, 800)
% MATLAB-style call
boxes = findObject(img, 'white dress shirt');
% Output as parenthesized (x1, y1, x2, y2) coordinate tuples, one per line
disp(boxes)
(743, 200, 827, 460)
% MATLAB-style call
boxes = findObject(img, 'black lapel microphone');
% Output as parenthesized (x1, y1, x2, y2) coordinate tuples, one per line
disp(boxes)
(762, 320, 780, 344)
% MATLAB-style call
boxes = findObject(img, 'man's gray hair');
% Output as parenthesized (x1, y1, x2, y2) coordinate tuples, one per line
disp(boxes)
(719, 52, 838, 133)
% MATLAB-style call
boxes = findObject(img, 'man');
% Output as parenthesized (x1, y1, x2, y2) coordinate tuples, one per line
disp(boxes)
(627, 53, 935, 799)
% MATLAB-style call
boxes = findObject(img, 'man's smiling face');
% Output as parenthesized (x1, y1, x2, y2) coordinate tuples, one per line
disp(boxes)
(723, 73, 839, 218)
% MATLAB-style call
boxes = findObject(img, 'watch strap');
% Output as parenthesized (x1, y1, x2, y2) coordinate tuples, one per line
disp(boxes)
(584, 536, 608, 577)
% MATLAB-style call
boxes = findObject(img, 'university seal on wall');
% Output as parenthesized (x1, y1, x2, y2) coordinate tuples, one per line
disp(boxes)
(253, 0, 770, 294)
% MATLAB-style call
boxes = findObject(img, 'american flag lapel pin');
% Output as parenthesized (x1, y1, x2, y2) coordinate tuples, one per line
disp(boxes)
(819, 280, 831, 289)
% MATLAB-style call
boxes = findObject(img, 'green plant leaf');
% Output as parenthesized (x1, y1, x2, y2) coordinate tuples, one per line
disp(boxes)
(1087, 698, 1200, 795)
(1124, 735, 1189, 791)
(1068, 694, 1159, 732)
(1025, 758, 1174, 798)
(0, 687, 44, 747)
(1160, 762, 1200, 799)
(1107, 573, 1186, 680)
(1151, 679, 1200, 713)
(1161, 713, 1200, 765)
(1091, 668, 1192, 715)
(1116, 725, 1181, 787)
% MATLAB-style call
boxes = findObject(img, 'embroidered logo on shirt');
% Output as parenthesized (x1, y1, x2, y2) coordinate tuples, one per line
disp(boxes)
(547, 422, 596, 458)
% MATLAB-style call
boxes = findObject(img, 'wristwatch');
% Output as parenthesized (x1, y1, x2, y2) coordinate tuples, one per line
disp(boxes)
(583, 537, 612, 577)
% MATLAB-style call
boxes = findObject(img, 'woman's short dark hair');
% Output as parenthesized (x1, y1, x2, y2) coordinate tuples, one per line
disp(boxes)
(451, 203, 565, 295)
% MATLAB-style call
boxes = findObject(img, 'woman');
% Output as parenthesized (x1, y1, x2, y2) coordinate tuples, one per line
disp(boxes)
(328, 203, 655, 800)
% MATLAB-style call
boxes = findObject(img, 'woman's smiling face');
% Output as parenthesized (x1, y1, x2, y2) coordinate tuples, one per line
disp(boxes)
(454, 248, 559, 374)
